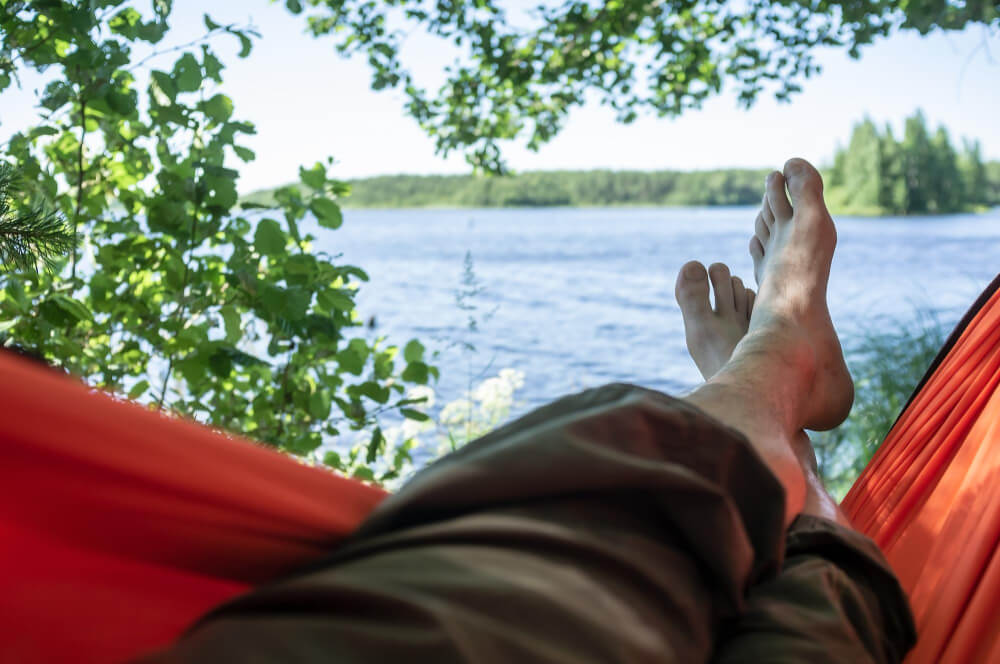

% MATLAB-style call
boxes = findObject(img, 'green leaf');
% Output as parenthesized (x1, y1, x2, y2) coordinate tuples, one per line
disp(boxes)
(28, 126, 59, 139)
(403, 339, 424, 363)
(233, 145, 255, 162)
(149, 71, 176, 105)
(228, 28, 253, 58)
(336, 341, 367, 375)
(310, 198, 343, 229)
(308, 390, 331, 419)
(254, 219, 285, 255)
(201, 94, 233, 122)
(220, 305, 241, 343)
(300, 163, 326, 189)
(109, 7, 143, 38)
(286, 432, 322, 455)
(286, 0, 304, 14)
(323, 450, 343, 469)
(173, 53, 202, 92)
(318, 288, 354, 312)
(356, 381, 390, 404)
(352, 466, 376, 482)
(400, 408, 430, 422)
(402, 361, 430, 384)
(45, 294, 94, 324)
(203, 13, 221, 30)
(365, 427, 385, 464)
(127, 379, 151, 400)
(203, 49, 224, 82)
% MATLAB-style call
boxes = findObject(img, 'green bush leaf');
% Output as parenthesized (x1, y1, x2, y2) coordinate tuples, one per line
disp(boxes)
(173, 53, 202, 92)
(220, 305, 241, 343)
(400, 408, 430, 422)
(310, 198, 343, 229)
(401, 361, 430, 384)
(308, 390, 331, 419)
(365, 427, 385, 463)
(44, 294, 94, 324)
(233, 145, 255, 162)
(403, 339, 424, 363)
(254, 219, 285, 255)
(127, 379, 151, 400)
(318, 288, 355, 311)
(323, 450, 343, 469)
(149, 71, 176, 105)
(300, 163, 326, 189)
(201, 94, 233, 122)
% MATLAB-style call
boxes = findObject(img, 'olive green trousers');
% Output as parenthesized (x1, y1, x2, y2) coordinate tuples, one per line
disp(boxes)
(145, 384, 916, 663)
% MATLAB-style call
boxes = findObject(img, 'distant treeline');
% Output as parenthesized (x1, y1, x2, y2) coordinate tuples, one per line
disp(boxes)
(243, 117, 1000, 214)
(243, 169, 773, 209)
(826, 111, 1000, 215)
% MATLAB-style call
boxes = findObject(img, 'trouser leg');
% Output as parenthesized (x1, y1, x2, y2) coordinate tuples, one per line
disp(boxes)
(141, 384, 912, 664)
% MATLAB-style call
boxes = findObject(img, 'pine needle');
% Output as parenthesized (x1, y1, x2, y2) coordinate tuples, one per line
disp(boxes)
(0, 163, 75, 272)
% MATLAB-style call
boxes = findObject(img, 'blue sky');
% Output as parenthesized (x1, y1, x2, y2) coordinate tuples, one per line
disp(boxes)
(5, 2, 1000, 191)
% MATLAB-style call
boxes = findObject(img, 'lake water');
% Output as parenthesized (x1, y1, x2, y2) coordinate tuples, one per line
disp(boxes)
(322, 206, 1000, 417)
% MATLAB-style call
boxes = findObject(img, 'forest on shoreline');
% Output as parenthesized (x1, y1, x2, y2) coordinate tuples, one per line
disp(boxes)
(245, 113, 1000, 215)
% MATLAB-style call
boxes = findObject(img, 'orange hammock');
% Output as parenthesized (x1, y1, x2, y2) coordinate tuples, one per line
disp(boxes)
(2, 275, 999, 663)
(842, 273, 1000, 664)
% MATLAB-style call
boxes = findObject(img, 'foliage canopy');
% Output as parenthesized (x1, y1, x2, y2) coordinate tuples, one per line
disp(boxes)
(290, 0, 999, 171)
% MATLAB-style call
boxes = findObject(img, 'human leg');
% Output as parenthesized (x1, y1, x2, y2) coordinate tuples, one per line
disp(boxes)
(677, 158, 853, 525)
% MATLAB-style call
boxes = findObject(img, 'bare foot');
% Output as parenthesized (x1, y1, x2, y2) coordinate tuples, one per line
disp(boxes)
(680, 159, 854, 525)
(675, 258, 849, 525)
(674, 261, 755, 380)
(743, 158, 854, 431)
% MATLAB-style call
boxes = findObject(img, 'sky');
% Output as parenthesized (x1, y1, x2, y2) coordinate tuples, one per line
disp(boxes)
(4, 1, 1000, 192)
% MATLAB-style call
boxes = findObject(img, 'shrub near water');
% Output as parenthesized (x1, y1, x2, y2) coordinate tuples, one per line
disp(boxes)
(0, 4, 434, 483)
(813, 309, 946, 499)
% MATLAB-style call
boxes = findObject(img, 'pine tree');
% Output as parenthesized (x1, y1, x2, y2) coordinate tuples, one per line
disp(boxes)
(0, 164, 74, 272)
(901, 111, 935, 214)
(930, 126, 963, 212)
(841, 118, 883, 209)
(878, 125, 907, 213)
(959, 140, 988, 206)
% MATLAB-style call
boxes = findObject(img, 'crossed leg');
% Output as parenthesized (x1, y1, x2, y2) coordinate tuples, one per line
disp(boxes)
(674, 158, 853, 527)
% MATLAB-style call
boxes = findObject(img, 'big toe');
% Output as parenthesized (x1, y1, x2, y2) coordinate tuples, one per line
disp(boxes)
(783, 158, 824, 208)
(675, 261, 711, 321)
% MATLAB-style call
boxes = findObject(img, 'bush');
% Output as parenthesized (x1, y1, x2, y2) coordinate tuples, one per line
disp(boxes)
(813, 309, 946, 499)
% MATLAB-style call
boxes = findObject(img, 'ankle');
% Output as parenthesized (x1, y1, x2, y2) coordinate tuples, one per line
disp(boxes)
(793, 431, 852, 528)
(682, 381, 806, 526)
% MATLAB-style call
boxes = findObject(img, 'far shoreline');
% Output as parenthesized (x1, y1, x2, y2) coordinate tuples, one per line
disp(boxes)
(239, 200, 998, 219)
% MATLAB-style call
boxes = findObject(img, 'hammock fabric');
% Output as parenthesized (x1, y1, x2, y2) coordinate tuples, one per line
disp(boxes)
(0, 353, 387, 663)
(843, 273, 1000, 664)
(2, 276, 999, 663)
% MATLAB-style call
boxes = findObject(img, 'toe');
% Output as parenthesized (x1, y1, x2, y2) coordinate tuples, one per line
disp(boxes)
(675, 261, 712, 319)
(731, 276, 747, 315)
(755, 210, 770, 243)
(749, 235, 765, 285)
(708, 263, 734, 314)
(761, 192, 775, 228)
(746, 289, 755, 320)
(766, 170, 794, 221)
(783, 157, 824, 208)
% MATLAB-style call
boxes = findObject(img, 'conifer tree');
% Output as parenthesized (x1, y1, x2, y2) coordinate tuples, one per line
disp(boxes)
(0, 164, 74, 273)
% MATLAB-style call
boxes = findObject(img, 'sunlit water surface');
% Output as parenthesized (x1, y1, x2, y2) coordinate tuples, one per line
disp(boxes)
(319, 206, 1000, 417)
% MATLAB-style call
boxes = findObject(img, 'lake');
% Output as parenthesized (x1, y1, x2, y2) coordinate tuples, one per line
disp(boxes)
(322, 206, 1000, 417)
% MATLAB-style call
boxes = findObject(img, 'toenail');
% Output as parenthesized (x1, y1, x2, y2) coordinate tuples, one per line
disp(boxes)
(684, 264, 703, 280)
